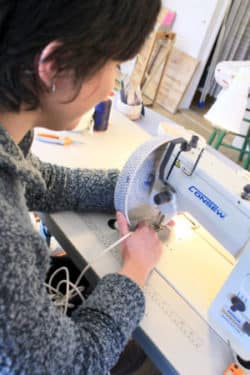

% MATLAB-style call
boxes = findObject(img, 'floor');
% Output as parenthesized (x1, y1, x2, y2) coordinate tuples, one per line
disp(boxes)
(152, 94, 240, 165)
(115, 73, 248, 167)
(133, 358, 163, 375)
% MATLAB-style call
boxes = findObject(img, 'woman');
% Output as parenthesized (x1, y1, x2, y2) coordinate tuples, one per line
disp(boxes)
(0, 1, 162, 374)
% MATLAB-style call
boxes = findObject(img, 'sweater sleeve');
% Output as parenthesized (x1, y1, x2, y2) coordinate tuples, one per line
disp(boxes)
(25, 153, 119, 213)
(0, 197, 145, 375)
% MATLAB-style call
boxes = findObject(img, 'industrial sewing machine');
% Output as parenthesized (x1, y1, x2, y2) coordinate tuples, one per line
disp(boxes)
(115, 132, 250, 372)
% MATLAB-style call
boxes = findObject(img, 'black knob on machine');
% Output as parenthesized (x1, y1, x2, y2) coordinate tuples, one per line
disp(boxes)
(190, 135, 199, 149)
(230, 295, 246, 312)
(241, 184, 250, 201)
(154, 191, 172, 205)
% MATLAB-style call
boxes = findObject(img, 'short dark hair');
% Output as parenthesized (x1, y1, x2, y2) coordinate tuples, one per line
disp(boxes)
(0, 0, 161, 112)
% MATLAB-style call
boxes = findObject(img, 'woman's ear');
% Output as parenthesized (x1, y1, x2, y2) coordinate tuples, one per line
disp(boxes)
(38, 41, 61, 91)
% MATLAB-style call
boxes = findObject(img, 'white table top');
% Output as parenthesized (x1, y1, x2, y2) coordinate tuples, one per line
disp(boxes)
(32, 108, 233, 375)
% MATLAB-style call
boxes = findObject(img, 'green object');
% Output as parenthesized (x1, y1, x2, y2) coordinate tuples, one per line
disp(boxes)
(208, 120, 250, 170)
(214, 130, 227, 150)
(207, 129, 218, 145)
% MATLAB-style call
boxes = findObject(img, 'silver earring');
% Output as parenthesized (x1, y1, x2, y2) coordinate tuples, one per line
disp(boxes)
(51, 79, 56, 93)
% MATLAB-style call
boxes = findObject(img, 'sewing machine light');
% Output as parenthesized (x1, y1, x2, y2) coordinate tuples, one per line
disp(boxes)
(169, 214, 194, 240)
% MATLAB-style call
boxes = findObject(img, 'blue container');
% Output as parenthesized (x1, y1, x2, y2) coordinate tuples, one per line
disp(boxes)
(93, 99, 112, 131)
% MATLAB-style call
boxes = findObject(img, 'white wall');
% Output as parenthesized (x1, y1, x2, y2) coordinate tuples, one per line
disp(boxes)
(162, 0, 231, 108)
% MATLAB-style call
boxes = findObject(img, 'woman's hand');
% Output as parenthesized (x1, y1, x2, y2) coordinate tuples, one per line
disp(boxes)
(117, 211, 163, 288)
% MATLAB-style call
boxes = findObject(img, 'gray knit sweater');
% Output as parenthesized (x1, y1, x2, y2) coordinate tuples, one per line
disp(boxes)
(0, 124, 145, 375)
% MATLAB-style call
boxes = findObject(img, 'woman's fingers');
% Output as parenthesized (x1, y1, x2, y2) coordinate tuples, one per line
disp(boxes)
(116, 211, 129, 237)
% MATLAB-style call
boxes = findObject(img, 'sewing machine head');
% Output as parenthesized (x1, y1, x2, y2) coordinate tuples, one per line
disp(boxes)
(115, 133, 250, 368)
(149, 134, 250, 258)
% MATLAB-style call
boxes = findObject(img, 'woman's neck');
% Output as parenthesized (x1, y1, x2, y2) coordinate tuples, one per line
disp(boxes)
(0, 110, 39, 144)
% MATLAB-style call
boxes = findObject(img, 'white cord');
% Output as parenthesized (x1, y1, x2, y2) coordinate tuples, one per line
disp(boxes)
(74, 232, 132, 289)
(45, 232, 132, 314)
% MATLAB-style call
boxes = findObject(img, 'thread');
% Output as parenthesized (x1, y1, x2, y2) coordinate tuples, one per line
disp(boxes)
(93, 99, 112, 131)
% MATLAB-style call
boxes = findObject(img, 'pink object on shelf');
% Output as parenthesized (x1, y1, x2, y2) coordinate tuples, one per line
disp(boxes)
(161, 11, 176, 26)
